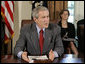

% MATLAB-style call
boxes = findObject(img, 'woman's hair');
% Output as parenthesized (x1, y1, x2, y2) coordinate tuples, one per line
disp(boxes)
(59, 9, 70, 19)
(32, 6, 49, 19)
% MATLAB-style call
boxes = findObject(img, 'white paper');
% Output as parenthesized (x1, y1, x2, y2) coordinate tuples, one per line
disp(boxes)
(28, 55, 48, 60)
(29, 60, 34, 63)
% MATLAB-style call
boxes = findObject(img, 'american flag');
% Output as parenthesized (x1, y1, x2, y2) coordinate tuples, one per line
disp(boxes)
(1, 1, 14, 44)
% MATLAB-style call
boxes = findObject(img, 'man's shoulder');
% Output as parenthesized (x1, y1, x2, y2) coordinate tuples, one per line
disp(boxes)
(49, 23, 61, 29)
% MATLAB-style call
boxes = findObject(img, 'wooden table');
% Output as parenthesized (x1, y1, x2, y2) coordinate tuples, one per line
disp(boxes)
(1, 53, 84, 63)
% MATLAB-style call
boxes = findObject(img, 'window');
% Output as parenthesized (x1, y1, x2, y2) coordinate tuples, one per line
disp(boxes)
(68, 1, 74, 23)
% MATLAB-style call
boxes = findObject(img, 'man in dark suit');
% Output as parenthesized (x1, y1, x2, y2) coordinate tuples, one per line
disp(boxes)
(14, 6, 64, 62)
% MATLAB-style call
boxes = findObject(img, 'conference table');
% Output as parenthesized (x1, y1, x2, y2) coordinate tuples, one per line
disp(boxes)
(1, 52, 84, 63)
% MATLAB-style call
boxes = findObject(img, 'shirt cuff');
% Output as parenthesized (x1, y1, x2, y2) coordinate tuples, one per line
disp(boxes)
(17, 51, 23, 59)
(53, 51, 59, 58)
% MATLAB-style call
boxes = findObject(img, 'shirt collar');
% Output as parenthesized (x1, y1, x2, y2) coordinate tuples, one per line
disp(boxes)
(36, 24, 45, 33)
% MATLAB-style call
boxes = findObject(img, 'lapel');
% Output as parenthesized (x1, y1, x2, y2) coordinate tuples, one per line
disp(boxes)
(30, 22, 40, 53)
(43, 26, 52, 53)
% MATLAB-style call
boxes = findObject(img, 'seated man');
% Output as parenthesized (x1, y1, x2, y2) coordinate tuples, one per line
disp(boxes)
(14, 6, 64, 62)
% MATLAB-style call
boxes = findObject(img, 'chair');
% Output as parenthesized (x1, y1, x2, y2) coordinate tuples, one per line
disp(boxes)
(21, 20, 57, 27)
(21, 20, 34, 27)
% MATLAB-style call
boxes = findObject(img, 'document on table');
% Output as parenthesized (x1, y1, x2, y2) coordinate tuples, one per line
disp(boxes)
(28, 55, 48, 60)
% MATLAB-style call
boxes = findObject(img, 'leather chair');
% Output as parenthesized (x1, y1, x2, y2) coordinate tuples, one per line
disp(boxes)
(77, 19, 84, 53)
(21, 20, 34, 27)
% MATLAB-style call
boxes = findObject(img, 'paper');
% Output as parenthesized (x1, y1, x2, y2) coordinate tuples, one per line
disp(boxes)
(29, 60, 34, 63)
(28, 55, 48, 60)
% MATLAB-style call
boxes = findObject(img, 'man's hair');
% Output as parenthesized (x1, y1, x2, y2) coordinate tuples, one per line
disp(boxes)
(59, 9, 70, 19)
(32, 6, 49, 19)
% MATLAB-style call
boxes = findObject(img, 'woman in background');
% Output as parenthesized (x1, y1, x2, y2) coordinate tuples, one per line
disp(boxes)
(58, 9, 78, 56)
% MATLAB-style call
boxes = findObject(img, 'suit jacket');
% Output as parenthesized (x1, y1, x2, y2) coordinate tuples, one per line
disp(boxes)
(14, 22, 64, 57)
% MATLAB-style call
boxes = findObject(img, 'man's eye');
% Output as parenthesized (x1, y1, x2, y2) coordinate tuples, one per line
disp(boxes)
(42, 16, 49, 18)
(47, 16, 49, 18)
(42, 16, 45, 18)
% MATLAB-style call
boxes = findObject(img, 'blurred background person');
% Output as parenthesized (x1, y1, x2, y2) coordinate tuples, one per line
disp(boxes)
(58, 9, 78, 56)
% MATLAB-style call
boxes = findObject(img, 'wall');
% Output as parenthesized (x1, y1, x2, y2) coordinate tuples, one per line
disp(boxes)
(74, 1, 84, 29)
(75, 1, 84, 22)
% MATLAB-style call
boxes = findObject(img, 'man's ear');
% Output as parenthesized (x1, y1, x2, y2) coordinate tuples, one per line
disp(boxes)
(33, 17, 37, 22)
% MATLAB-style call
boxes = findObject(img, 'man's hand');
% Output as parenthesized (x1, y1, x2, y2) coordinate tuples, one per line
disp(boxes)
(21, 51, 29, 62)
(49, 49, 55, 61)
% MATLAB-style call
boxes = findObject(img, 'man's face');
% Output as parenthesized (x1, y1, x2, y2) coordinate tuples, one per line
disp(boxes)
(34, 10, 49, 29)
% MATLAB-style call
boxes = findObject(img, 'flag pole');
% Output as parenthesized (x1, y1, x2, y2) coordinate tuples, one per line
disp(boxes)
(11, 39, 12, 54)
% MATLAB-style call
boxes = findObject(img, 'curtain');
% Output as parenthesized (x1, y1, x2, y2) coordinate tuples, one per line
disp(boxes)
(48, 1, 68, 22)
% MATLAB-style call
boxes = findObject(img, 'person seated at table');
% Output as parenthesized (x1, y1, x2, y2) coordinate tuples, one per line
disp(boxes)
(14, 6, 64, 62)
(58, 9, 78, 55)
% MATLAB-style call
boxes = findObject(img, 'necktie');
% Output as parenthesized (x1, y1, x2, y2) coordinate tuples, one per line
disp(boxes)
(39, 29, 44, 55)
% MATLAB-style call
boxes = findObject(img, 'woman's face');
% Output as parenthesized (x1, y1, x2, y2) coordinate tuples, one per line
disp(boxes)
(61, 11, 69, 20)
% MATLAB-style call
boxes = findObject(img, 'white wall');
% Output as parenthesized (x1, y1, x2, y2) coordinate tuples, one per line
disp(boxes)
(19, 1, 32, 29)
(75, 1, 84, 21)
(74, 1, 84, 29)
(13, 1, 19, 53)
